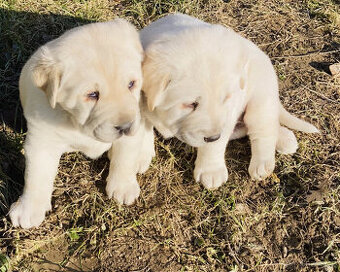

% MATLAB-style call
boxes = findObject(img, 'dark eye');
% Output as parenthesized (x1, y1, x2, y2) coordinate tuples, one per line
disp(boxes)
(87, 91, 99, 100)
(128, 80, 135, 90)
(191, 102, 199, 111)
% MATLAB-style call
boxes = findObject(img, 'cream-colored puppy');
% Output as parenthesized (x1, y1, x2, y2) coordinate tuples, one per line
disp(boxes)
(141, 13, 319, 189)
(9, 19, 146, 228)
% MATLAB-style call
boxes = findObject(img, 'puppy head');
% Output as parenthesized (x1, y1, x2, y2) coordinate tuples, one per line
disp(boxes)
(31, 19, 143, 142)
(142, 24, 248, 147)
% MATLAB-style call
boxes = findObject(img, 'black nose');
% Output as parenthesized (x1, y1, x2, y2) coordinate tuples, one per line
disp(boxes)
(204, 134, 221, 143)
(115, 122, 133, 135)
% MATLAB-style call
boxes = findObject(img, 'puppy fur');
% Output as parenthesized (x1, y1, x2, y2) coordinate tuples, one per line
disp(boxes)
(141, 13, 319, 189)
(9, 19, 150, 228)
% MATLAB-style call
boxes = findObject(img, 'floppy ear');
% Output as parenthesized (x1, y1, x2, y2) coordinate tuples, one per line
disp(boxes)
(142, 43, 171, 111)
(32, 46, 62, 109)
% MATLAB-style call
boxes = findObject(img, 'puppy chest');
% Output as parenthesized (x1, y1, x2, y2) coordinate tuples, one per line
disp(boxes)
(69, 136, 111, 159)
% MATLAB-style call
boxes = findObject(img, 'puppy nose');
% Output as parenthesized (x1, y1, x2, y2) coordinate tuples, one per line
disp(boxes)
(115, 122, 133, 135)
(204, 134, 221, 143)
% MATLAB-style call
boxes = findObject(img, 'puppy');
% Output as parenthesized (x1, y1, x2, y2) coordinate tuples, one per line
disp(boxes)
(141, 13, 319, 189)
(9, 19, 145, 228)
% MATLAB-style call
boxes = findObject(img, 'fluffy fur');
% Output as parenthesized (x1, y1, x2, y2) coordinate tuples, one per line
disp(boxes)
(141, 13, 319, 189)
(9, 19, 152, 228)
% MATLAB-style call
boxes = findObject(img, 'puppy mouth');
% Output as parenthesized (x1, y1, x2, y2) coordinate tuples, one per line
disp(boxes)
(92, 118, 140, 143)
(123, 120, 139, 136)
(92, 124, 123, 143)
(93, 130, 123, 143)
(176, 132, 205, 148)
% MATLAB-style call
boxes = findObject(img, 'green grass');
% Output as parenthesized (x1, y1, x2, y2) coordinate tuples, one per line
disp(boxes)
(0, 0, 339, 271)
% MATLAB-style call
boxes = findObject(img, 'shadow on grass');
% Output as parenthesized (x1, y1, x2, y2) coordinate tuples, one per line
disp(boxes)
(0, 130, 24, 215)
(0, 8, 94, 217)
(0, 8, 94, 130)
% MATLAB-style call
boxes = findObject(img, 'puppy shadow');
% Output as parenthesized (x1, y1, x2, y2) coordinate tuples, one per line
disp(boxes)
(309, 61, 333, 75)
(155, 130, 252, 186)
(0, 129, 25, 217)
(225, 137, 251, 174)
(154, 132, 196, 182)
(89, 154, 110, 195)
(156, 130, 316, 206)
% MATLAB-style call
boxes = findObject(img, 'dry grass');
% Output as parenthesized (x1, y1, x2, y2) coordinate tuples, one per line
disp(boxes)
(0, 0, 339, 271)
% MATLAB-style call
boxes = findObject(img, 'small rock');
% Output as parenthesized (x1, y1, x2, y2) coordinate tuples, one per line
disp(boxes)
(329, 63, 340, 76)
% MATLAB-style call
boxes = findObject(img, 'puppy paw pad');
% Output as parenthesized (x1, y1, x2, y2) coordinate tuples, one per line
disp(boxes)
(248, 158, 275, 180)
(106, 177, 140, 205)
(194, 165, 228, 190)
(9, 196, 49, 229)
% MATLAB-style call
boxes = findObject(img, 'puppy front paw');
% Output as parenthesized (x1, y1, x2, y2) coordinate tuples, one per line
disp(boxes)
(248, 157, 275, 180)
(9, 195, 51, 229)
(194, 164, 228, 190)
(106, 175, 140, 205)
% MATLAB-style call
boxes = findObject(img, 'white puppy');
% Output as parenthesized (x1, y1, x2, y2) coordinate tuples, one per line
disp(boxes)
(141, 13, 319, 189)
(9, 19, 146, 228)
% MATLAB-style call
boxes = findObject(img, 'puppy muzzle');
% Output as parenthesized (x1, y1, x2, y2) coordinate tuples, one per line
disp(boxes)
(93, 117, 140, 143)
(177, 129, 223, 147)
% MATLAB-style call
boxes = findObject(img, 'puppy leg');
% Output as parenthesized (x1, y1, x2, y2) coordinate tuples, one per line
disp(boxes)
(137, 120, 155, 174)
(106, 122, 149, 205)
(194, 129, 232, 190)
(231, 123, 298, 154)
(9, 134, 62, 228)
(244, 99, 279, 180)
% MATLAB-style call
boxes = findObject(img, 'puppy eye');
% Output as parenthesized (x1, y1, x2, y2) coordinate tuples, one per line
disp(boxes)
(183, 102, 199, 111)
(190, 102, 199, 110)
(128, 80, 135, 90)
(87, 91, 99, 100)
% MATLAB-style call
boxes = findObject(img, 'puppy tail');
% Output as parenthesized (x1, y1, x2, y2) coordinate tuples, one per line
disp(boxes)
(279, 103, 319, 133)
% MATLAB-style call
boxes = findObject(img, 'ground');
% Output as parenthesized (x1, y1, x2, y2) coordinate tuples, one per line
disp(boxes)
(0, 0, 339, 271)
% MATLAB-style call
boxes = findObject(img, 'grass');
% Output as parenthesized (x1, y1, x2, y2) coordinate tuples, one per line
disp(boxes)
(0, 0, 339, 271)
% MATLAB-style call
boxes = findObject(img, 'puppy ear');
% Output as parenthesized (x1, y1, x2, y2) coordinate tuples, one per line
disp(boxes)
(142, 43, 171, 111)
(32, 46, 62, 109)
